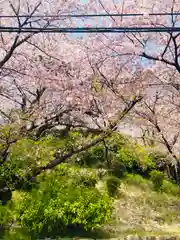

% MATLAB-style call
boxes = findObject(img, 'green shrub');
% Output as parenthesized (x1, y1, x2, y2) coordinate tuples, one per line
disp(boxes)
(136, 147, 156, 173)
(0, 204, 11, 226)
(52, 163, 99, 187)
(116, 146, 138, 169)
(116, 144, 155, 177)
(109, 160, 127, 178)
(77, 145, 106, 167)
(77, 175, 97, 187)
(0, 134, 83, 190)
(0, 136, 64, 189)
(76, 134, 155, 179)
(13, 170, 112, 237)
(150, 170, 164, 191)
(107, 133, 128, 153)
(161, 180, 179, 195)
(0, 201, 14, 235)
(106, 176, 121, 197)
(2, 228, 32, 240)
(148, 150, 167, 170)
(76, 133, 128, 168)
(124, 173, 152, 190)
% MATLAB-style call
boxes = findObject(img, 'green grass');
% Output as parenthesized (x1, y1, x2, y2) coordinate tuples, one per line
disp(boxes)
(123, 173, 153, 190)
(101, 174, 180, 238)
(161, 180, 179, 196)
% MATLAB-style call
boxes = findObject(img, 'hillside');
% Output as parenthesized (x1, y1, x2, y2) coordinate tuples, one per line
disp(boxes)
(67, 174, 180, 239)
(50, 173, 180, 240)
(1, 132, 180, 240)
(102, 174, 180, 239)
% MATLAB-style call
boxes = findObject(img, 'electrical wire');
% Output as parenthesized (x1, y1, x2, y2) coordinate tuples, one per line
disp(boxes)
(0, 26, 179, 33)
(0, 12, 180, 18)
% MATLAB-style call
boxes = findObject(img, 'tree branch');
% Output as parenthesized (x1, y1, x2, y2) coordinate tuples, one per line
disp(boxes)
(33, 95, 143, 175)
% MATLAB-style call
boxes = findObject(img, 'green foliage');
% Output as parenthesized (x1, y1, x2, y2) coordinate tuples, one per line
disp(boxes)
(106, 176, 121, 197)
(62, 131, 83, 151)
(124, 173, 153, 190)
(107, 133, 128, 153)
(0, 124, 22, 145)
(0, 135, 78, 189)
(75, 134, 156, 180)
(77, 144, 106, 167)
(116, 146, 138, 169)
(148, 150, 167, 169)
(13, 167, 112, 237)
(1, 125, 179, 239)
(135, 146, 156, 171)
(148, 150, 167, 162)
(75, 133, 155, 179)
(0, 202, 12, 226)
(0, 201, 14, 237)
(77, 175, 97, 187)
(109, 160, 127, 178)
(2, 228, 32, 240)
(150, 170, 164, 191)
(48, 163, 99, 187)
(161, 180, 179, 195)
(76, 133, 128, 168)
(0, 137, 56, 188)
(116, 144, 155, 177)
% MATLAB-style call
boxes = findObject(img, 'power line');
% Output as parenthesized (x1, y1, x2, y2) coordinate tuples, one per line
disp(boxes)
(0, 12, 180, 18)
(0, 27, 179, 33)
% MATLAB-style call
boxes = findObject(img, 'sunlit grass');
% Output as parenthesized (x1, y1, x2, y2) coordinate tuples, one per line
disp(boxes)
(102, 174, 180, 238)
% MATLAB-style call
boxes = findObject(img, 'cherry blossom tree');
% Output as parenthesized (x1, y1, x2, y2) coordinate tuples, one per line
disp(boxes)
(1, 0, 180, 186)
(75, 0, 180, 186)
(0, 0, 145, 191)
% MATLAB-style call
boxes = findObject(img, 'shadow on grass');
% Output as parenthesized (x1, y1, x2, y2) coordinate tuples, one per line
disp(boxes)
(61, 225, 111, 239)
(38, 224, 111, 239)
(0, 224, 111, 239)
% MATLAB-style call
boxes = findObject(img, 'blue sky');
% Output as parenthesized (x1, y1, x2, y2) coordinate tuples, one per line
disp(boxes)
(79, 0, 89, 4)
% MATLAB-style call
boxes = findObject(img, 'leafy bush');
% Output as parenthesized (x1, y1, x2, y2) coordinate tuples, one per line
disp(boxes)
(124, 173, 153, 190)
(148, 150, 167, 170)
(0, 136, 64, 189)
(77, 174, 97, 187)
(161, 180, 179, 195)
(135, 146, 156, 173)
(77, 144, 106, 167)
(13, 169, 112, 237)
(1, 228, 32, 240)
(75, 134, 155, 179)
(109, 160, 127, 178)
(107, 133, 128, 153)
(76, 135, 155, 178)
(150, 170, 164, 191)
(0, 204, 11, 226)
(76, 133, 128, 168)
(116, 146, 138, 169)
(116, 144, 155, 177)
(52, 163, 99, 187)
(0, 132, 84, 190)
(106, 176, 121, 197)
(0, 201, 14, 235)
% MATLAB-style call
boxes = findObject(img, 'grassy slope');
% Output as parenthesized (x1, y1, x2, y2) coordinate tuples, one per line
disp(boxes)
(101, 174, 180, 239)
(8, 173, 180, 240)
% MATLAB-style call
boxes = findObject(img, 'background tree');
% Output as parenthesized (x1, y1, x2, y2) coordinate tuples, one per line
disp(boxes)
(0, 0, 180, 187)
